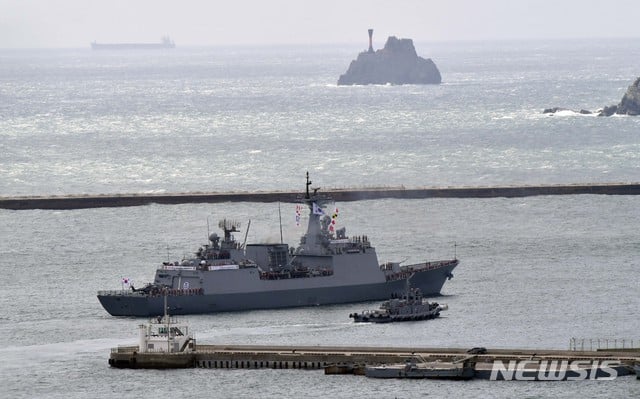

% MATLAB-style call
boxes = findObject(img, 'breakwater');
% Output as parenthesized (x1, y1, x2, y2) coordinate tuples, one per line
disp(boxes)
(2, 183, 639, 210)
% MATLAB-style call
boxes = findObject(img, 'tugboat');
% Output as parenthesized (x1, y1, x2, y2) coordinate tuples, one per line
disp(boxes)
(349, 276, 447, 323)
(97, 172, 458, 317)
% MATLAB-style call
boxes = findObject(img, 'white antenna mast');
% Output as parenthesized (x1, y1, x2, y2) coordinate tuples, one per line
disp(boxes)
(278, 203, 283, 244)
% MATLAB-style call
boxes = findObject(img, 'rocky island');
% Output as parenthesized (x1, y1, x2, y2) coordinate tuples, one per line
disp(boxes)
(338, 29, 441, 86)
(544, 76, 640, 116)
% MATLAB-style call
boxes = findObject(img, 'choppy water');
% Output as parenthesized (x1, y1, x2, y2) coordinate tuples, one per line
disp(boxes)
(2, 40, 640, 195)
(1, 40, 639, 398)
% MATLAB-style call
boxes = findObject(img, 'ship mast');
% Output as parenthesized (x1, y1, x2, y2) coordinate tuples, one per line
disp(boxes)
(305, 171, 312, 199)
(163, 289, 170, 352)
(297, 172, 334, 254)
(278, 203, 283, 244)
(219, 219, 240, 243)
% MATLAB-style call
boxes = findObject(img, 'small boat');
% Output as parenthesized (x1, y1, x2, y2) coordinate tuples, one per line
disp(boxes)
(109, 293, 196, 368)
(365, 357, 474, 380)
(349, 276, 447, 323)
(137, 306, 195, 354)
(635, 363, 640, 379)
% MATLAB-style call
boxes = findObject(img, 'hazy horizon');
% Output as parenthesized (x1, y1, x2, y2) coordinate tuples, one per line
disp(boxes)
(2, 0, 640, 49)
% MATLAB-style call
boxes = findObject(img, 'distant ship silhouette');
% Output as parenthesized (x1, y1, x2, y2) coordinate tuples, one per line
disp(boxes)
(91, 36, 175, 50)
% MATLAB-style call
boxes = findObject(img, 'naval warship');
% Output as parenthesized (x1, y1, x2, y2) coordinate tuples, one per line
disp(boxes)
(97, 174, 458, 316)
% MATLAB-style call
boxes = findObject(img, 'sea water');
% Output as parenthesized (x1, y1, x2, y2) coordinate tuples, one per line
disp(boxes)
(0, 40, 639, 398)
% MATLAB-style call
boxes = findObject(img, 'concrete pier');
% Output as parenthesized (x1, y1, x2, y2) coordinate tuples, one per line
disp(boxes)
(108, 344, 640, 380)
(3, 183, 640, 210)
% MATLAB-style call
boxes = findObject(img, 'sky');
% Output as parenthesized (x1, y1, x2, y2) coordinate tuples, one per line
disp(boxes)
(1, 0, 640, 48)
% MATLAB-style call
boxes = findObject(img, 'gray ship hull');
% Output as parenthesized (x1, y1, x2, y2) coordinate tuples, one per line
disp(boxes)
(97, 174, 458, 317)
(97, 262, 455, 316)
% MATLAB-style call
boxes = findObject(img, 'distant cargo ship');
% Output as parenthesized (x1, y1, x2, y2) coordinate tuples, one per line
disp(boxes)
(91, 36, 175, 50)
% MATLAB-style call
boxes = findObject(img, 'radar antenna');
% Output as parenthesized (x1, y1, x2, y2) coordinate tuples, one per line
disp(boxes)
(218, 219, 241, 242)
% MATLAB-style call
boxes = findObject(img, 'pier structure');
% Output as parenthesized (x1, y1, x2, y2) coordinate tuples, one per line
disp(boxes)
(2, 183, 640, 210)
(108, 343, 640, 380)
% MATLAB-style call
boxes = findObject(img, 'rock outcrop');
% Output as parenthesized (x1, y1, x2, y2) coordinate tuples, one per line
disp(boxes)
(543, 107, 593, 115)
(616, 77, 640, 115)
(544, 77, 640, 116)
(338, 36, 441, 86)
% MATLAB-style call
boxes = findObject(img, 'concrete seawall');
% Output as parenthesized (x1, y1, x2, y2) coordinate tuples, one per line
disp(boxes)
(108, 343, 640, 380)
(2, 183, 639, 210)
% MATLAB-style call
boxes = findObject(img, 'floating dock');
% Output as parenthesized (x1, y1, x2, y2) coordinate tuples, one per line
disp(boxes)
(3, 183, 640, 210)
(108, 344, 640, 380)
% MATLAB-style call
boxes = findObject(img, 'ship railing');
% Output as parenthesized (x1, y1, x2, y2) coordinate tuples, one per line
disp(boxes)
(137, 347, 194, 354)
(415, 259, 455, 271)
(384, 259, 457, 282)
(98, 290, 147, 296)
(111, 345, 138, 354)
(111, 346, 194, 354)
(159, 265, 197, 271)
(259, 268, 333, 280)
(98, 288, 204, 297)
(407, 259, 458, 271)
(569, 337, 640, 351)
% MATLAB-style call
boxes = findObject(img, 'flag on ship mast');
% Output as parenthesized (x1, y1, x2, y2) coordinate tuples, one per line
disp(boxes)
(295, 204, 302, 226)
(312, 202, 325, 215)
(329, 208, 339, 232)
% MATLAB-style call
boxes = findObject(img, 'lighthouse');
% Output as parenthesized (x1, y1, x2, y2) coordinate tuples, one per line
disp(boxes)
(368, 29, 374, 53)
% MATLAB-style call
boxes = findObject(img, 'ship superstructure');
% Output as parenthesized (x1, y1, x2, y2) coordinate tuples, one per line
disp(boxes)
(97, 173, 458, 316)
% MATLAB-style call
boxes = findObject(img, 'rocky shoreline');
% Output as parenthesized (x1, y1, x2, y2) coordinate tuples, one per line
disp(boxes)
(544, 77, 640, 116)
